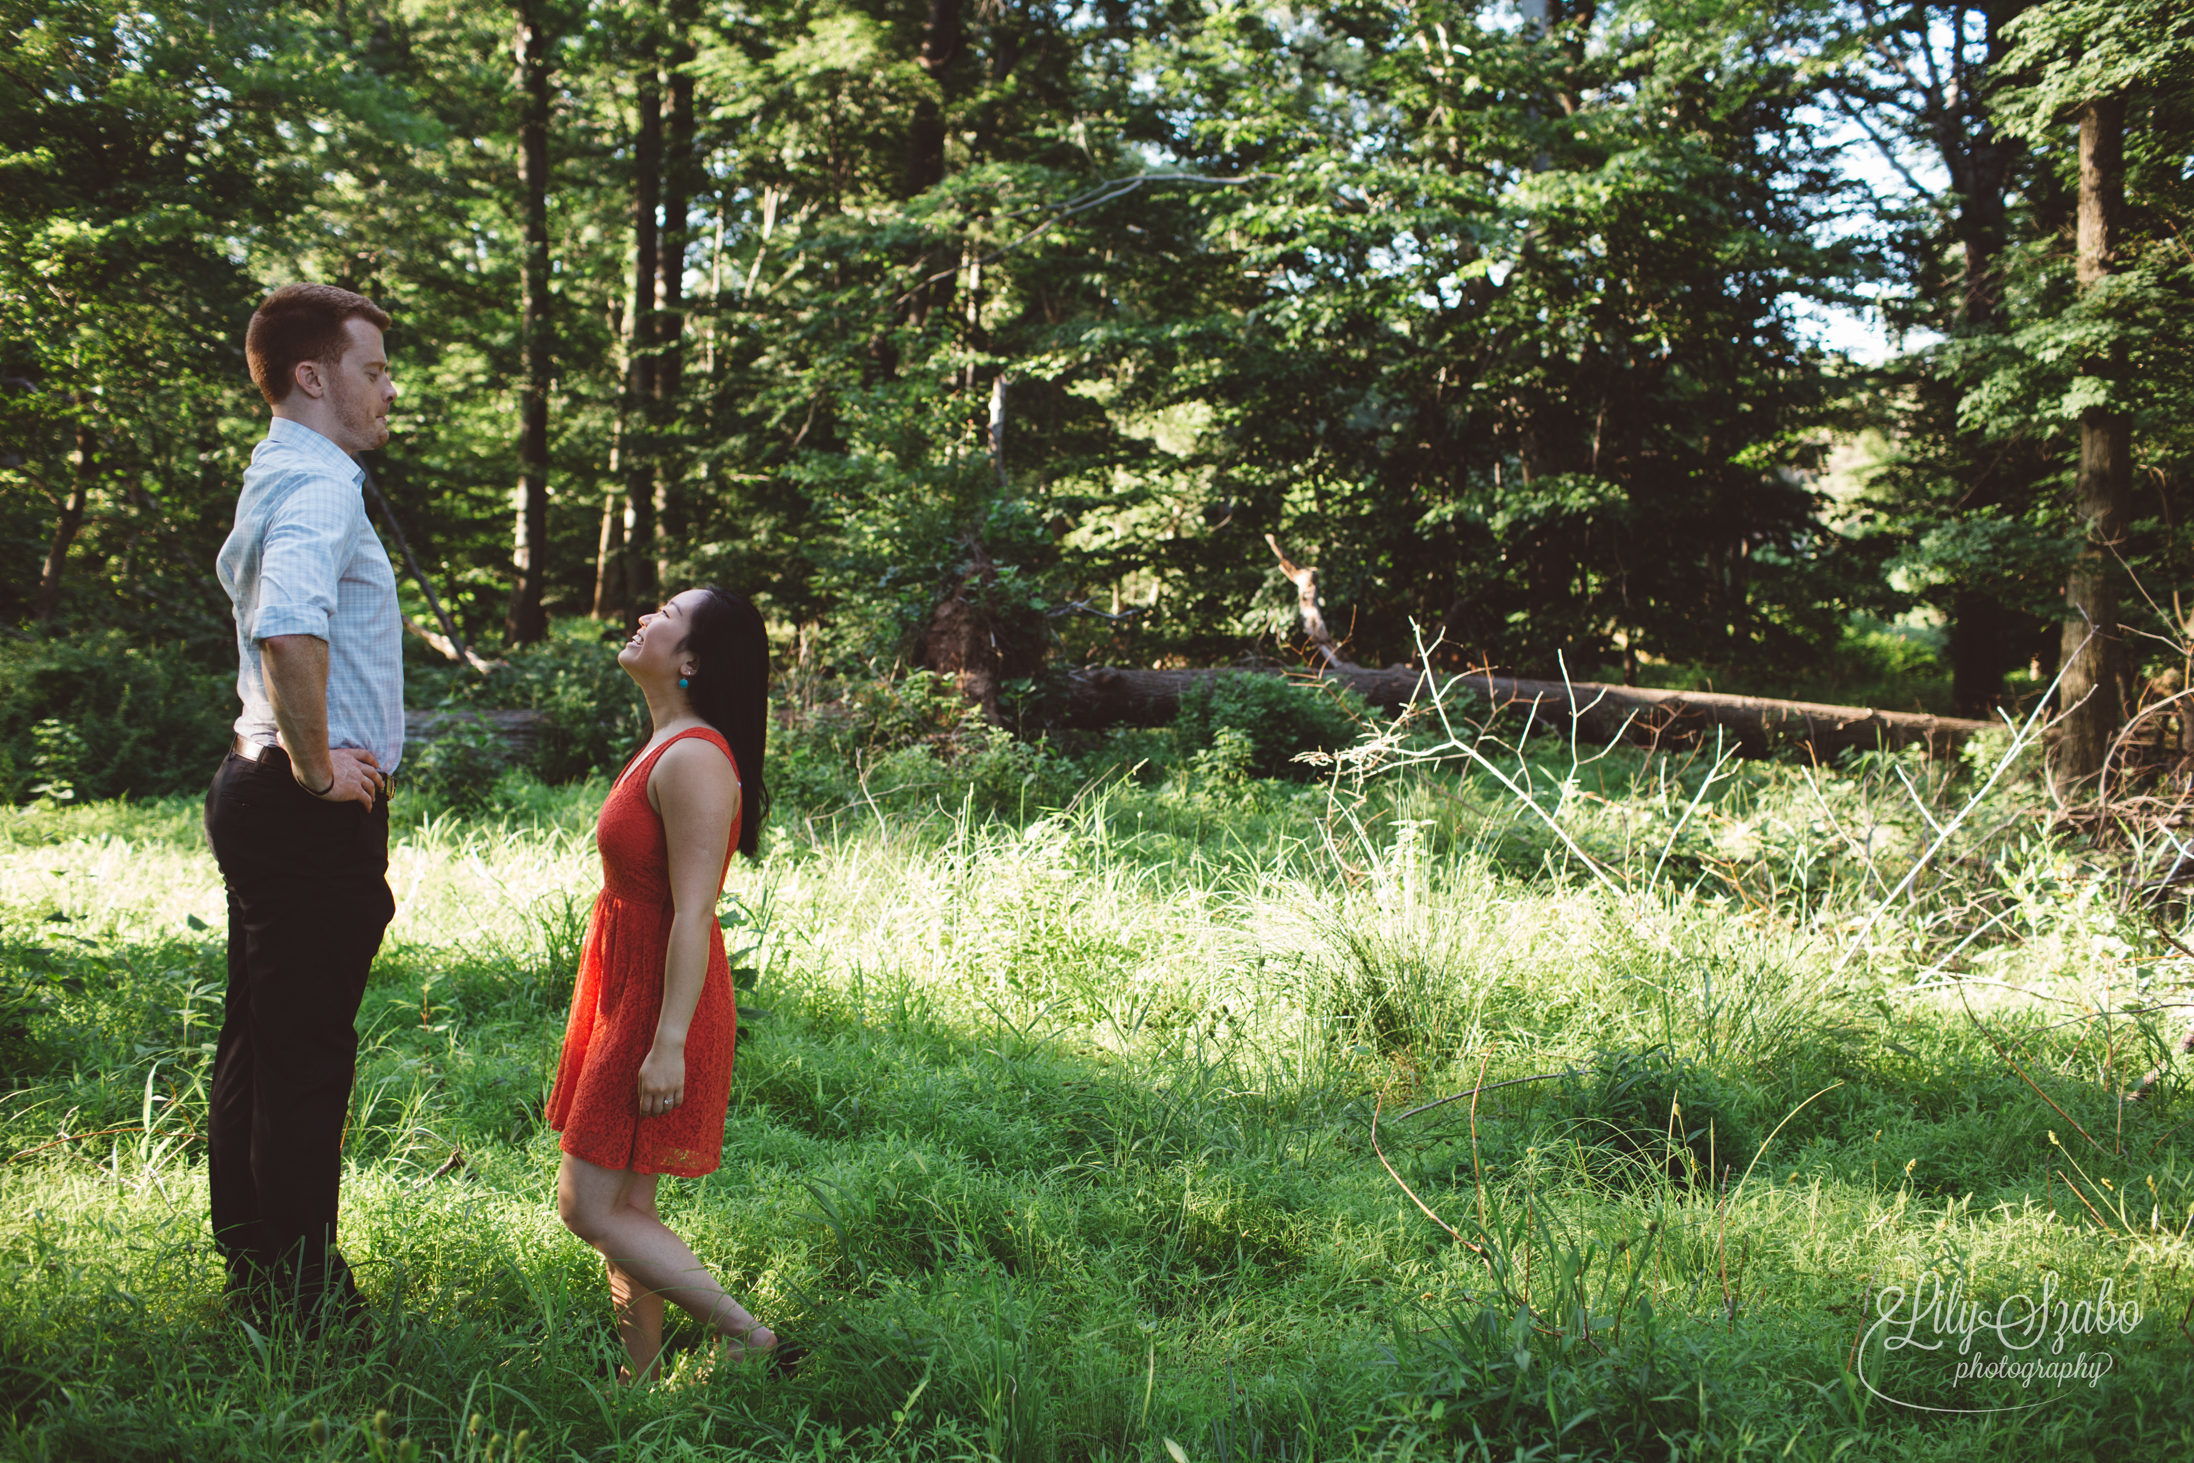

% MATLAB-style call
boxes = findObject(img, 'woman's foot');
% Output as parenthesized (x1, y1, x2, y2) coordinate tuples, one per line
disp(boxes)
(725, 1322, 777, 1363)
(615, 1346, 667, 1387)
(618, 1325, 786, 1386)
(647, 1326, 784, 1387)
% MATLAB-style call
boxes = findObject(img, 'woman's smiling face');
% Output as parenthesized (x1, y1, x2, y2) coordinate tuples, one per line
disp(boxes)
(618, 589, 710, 686)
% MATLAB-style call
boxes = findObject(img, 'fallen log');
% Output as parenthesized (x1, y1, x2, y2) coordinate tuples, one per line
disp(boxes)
(1057, 665, 1993, 759)
(403, 708, 545, 766)
(394, 668, 1989, 772)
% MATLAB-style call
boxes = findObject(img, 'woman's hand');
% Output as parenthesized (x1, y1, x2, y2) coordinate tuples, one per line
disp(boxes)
(637, 1040, 686, 1118)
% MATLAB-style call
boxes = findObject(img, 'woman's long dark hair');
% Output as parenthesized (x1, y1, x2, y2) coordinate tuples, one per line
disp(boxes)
(675, 586, 768, 857)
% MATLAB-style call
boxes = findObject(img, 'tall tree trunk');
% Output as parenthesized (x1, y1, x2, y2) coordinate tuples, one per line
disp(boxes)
(900, 0, 963, 330)
(591, 488, 624, 620)
(35, 412, 94, 624)
(1945, 3, 2030, 716)
(622, 52, 662, 621)
(905, 0, 961, 198)
(653, 0, 696, 589)
(2054, 96, 2131, 797)
(505, 0, 554, 644)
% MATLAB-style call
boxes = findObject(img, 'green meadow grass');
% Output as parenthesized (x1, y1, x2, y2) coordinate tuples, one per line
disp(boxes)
(0, 742, 2190, 1461)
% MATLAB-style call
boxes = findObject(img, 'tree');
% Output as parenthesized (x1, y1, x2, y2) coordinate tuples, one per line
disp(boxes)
(20, 0, 2173, 749)
(1980, 0, 2194, 793)
(506, 0, 556, 644)
(2053, 92, 2130, 791)
(0, 0, 332, 642)
(653, 0, 700, 593)
(1826, 3, 2053, 716)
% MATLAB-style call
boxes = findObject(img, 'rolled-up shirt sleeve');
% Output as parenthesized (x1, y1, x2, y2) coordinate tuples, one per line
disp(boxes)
(248, 479, 353, 642)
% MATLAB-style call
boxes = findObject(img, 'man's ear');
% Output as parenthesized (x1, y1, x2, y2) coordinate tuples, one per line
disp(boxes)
(292, 359, 327, 400)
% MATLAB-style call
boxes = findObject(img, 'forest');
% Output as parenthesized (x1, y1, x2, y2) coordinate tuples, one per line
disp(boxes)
(5, 3, 2194, 1462)
(4, 0, 2190, 764)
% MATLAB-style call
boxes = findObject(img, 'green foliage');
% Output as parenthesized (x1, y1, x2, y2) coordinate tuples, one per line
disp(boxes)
(1842, 0, 2194, 714)
(785, 669, 973, 764)
(770, 670, 1085, 823)
(1623, 613, 1958, 715)
(1174, 671, 1370, 780)
(2, 0, 1969, 703)
(0, 0, 360, 634)
(4, 0, 2189, 753)
(401, 712, 508, 817)
(0, 632, 231, 804)
(418, 625, 649, 785)
(1992, 0, 2194, 144)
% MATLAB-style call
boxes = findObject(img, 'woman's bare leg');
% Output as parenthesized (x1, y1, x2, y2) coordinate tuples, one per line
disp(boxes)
(557, 1154, 775, 1374)
(605, 1173, 668, 1379)
(608, 1255, 667, 1379)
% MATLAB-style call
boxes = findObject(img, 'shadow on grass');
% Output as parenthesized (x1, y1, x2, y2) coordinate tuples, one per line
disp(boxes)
(0, 868, 2190, 1458)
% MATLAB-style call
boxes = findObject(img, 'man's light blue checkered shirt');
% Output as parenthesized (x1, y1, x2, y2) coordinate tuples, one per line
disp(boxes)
(216, 417, 406, 771)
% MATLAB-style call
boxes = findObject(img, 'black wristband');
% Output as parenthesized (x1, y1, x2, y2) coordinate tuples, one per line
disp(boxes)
(303, 769, 336, 797)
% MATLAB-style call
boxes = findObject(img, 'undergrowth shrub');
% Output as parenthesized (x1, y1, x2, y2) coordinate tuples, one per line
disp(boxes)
(773, 671, 1084, 818)
(1379, 1298, 1719, 1456)
(771, 671, 967, 812)
(1175, 671, 1372, 780)
(411, 624, 647, 783)
(1614, 610, 1956, 715)
(1555, 1046, 1757, 1187)
(794, 668, 970, 757)
(402, 711, 508, 815)
(0, 633, 231, 804)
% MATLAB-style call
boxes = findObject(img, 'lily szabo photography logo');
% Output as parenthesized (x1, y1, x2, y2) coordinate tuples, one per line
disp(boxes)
(1855, 1268, 2144, 1414)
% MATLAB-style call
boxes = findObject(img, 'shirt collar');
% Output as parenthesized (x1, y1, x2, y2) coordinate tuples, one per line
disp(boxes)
(264, 416, 365, 487)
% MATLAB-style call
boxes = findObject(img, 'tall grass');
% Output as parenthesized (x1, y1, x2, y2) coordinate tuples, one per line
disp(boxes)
(0, 730, 2189, 1460)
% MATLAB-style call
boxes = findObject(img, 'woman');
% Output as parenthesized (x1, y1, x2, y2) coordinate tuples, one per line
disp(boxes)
(548, 586, 778, 1379)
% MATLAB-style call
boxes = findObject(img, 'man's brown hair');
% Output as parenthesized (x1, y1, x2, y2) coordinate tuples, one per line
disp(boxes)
(245, 284, 392, 406)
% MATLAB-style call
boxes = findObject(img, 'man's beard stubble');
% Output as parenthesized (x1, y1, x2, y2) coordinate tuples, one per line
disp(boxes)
(339, 385, 388, 451)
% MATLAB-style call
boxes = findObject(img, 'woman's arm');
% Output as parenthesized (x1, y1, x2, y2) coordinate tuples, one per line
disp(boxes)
(635, 737, 742, 1117)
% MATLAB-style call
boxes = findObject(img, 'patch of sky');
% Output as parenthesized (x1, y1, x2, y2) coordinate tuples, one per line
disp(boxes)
(1060, 2, 1112, 37)
(1483, 1, 1534, 39)
(1369, 230, 1495, 311)
(113, 10, 159, 59)
(1783, 8, 1990, 367)
(1788, 97, 1947, 366)
(1125, 139, 1179, 172)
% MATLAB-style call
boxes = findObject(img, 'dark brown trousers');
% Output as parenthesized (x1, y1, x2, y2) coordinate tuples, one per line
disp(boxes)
(203, 745, 393, 1304)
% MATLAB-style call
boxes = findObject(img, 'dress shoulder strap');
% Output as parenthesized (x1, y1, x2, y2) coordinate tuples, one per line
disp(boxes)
(615, 725, 736, 792)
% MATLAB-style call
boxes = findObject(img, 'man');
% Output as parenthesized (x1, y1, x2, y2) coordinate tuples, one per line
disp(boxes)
(204, 283, 402, 1330)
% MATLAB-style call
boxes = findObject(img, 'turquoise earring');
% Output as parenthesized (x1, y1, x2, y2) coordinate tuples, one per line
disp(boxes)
(678, 676, 690, 689)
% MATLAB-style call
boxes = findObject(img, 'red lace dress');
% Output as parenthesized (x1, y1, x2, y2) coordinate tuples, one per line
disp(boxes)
(547, 727, 741, 1177)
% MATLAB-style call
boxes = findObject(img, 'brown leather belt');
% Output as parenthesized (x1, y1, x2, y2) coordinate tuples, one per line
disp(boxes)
(233, 736, 393, 801)
(232, 735, 280, 763)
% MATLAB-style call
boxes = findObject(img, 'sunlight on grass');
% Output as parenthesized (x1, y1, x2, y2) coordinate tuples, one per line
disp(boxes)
(1, 748, 2190, 1460)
